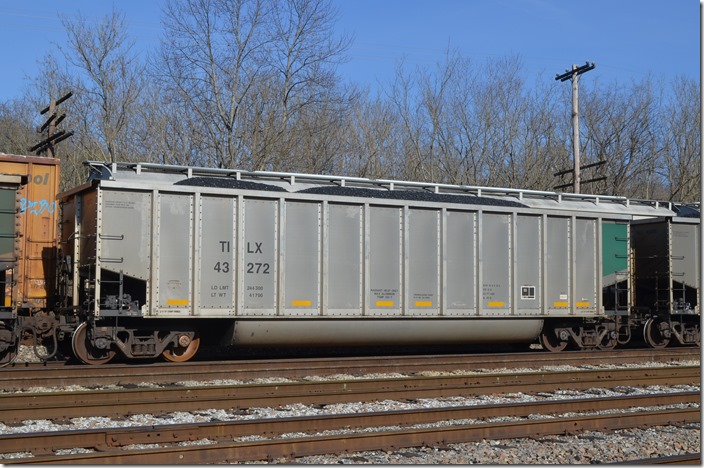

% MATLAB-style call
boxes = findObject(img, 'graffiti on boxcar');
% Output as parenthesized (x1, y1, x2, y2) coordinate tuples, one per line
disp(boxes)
(19, 198, 56, 216)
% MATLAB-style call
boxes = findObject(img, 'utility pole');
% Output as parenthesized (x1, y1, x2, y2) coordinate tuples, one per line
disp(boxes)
(29, 91, 74, 157)
(555, 61, 595, 194)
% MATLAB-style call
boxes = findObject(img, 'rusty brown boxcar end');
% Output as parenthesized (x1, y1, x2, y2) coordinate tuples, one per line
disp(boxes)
(0, 154, 60, 310)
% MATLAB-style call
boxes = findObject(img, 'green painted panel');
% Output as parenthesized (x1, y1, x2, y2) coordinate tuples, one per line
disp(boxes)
(602, 222, 628, 277)
(0, 188, 16, 268)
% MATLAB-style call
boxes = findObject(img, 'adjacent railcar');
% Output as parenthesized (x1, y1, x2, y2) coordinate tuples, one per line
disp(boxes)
(632, 214, 700, 348)
(0, 155, 59, 310)
(0, 155, 61, 365)
(57, 161, 696, 364)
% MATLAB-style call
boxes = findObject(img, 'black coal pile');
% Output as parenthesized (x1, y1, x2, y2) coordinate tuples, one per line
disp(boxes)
(175, 177, 287, 192)
(673, 204, 700, 218)
(298, 186, 527, 208)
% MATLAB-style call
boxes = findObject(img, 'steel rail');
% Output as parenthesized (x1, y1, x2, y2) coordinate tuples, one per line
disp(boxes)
(8, 407, 700, 464)
(1, 391, 698, 457)
(1, 348, 697, 390)
(610, 453, 702, 464)
(0, 366, 698, 423)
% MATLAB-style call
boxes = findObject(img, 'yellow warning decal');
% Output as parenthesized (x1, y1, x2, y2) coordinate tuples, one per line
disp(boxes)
(576, 301, 590, 308)
(487, 301, 505, 307)
(167, 299, 189, 306)
(375, 301, 394, 307)
(4, 297, 10, 307)
(415, 301, 433, 307)
(553, 301, 569, 307)
(291, 300, 312, 307)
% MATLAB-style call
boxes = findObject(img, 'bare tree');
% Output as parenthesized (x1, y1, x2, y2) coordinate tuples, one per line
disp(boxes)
(156, 0, 269, 168)
(60, 8, 145, 164)
(135, 84, 206, 166)
(0, 99, 36, 156)
(659, 77, 700, 202)
(581, 78, 662, 198)
(265, 0, 350, 164)
(383, 59, 427, 181)
(442, 58, 494, 186)
(343, 91, 402, 179)
(383, 53, 566, 189)
(155, 0, 350, 170)
(513, 78, 570, 191)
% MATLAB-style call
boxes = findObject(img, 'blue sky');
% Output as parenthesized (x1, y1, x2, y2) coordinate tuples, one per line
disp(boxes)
(0, 0, 699, 102)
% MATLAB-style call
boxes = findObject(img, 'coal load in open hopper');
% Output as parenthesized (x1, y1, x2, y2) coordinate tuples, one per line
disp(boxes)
(175, 177, 288, 192)
(298, 185, 527, 208)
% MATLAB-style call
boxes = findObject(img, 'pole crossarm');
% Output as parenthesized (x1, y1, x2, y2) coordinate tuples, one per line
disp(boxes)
(553, 160, 606, 177)
(31, 92, 74, 157)
(555, 61, 596, 82)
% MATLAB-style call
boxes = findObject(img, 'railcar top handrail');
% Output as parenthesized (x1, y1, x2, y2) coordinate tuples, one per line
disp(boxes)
(84, 160, 698, 212)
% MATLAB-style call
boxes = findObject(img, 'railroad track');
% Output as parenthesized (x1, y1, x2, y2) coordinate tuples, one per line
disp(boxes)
(4, 393, 699, 464)
(1, 348, 698, 390)
(613, 453, 702, 464)
(0, 365, 699, 423)
(3, 392, 696, 456)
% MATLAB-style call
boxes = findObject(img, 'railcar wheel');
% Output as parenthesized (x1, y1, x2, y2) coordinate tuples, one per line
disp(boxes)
(539, 326, 568, 352)
(162, 333, 200, 363)
(72, 322, 116, 365)
(643, 318, 670, 349)
(0, 344, 18, 367)
(0, 324, 18, 367)
(597, 337, 617, 351)
(597, 328, 618, 350)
